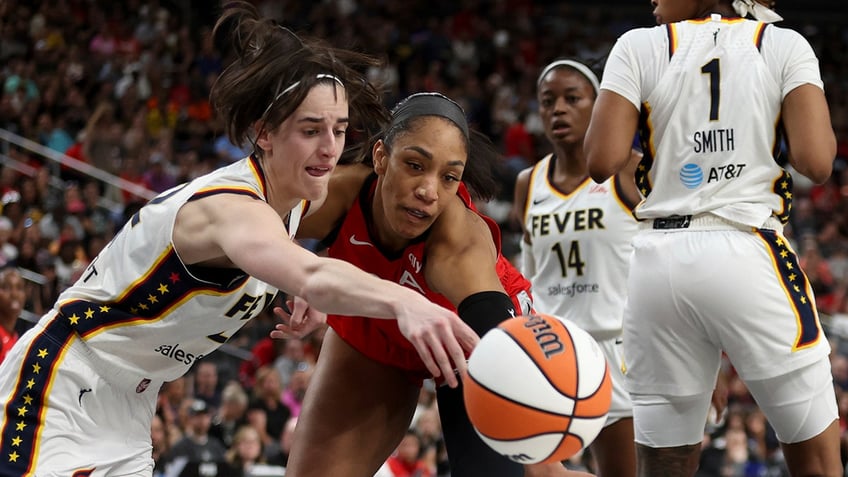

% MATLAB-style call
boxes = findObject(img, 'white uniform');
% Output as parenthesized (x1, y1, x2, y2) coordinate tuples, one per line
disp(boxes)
(601, 15, 835, 446)
(0, 156, 297, 476)
(520, 154, 639, 423)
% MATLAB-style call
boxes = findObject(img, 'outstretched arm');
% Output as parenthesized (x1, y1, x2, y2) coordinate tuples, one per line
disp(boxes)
(174, 194, 478, 386)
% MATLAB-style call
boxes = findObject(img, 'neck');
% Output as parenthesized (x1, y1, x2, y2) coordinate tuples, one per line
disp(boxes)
(551, 143, 589, 180)
(697, 1, 737, 18)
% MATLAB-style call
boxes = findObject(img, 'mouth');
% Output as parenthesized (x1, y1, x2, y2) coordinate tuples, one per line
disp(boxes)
(551, 121, 572, 135)
(306, 165, 332, 177)
(404, 206, 432, 222)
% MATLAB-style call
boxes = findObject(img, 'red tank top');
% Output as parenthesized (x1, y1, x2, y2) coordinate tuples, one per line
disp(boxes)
(325, 175, 532, 377)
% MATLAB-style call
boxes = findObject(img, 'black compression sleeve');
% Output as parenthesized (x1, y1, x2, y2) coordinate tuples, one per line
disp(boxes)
(457, 290, 516, 338)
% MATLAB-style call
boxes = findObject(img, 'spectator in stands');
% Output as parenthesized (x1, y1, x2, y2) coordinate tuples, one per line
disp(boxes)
(210, 381, 250, 449)
(165, 399, 228, 470)
(0, 267, 24, 364)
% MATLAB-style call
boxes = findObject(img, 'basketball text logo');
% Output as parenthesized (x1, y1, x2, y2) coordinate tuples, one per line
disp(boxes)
(524, 314, 565, 359)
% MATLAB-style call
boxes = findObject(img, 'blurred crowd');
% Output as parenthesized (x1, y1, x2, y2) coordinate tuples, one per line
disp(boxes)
(0, 0, 847, 476)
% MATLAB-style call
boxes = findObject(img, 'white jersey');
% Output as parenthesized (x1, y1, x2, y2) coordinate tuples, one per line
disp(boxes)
(601, 15, 823, 227)
(47, 156, 296, 384)
(521, 155, 638, 338)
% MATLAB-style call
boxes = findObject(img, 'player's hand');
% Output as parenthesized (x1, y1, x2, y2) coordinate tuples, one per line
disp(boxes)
(271, 296, 326, 339)
(396, 297, 479, 388)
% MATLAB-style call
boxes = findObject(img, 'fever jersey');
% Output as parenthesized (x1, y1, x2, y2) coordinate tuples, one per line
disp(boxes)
(326, 174, 532, 375)
(21, 156, 288, 386)
(521, 155, 638, 338)
(601, 15, 823, 227)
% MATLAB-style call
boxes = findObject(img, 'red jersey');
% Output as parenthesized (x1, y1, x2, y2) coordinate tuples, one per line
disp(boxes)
(326, 175, 532, 378)
(0, 326, 18, 364)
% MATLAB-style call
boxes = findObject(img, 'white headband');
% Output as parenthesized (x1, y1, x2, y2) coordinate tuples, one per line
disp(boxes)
(261, 74, 345, 120)
(537, 60, 600, 94)
(732, 0, 783, 23)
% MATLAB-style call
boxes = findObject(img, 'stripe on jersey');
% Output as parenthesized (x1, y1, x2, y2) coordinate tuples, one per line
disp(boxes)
(0, 321, 75, 475)
(757, 229, 821, 350)
(248, 155, 268, 199)
(771, 170, 793, 225)
(666, 24, 677, 59)
(56, 246, 248, 339)
(636, 103, 656, 198)
(754, 22, 768, 50)
(189, 186, 263, 202)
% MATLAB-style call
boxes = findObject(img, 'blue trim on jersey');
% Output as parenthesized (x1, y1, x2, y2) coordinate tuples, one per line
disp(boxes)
(758, 229, 820, 349)
(636, 105, 655, 198)
(754, 23, 768, 51)
(57, 249, 248, 337)
(0, 322, 75, 475)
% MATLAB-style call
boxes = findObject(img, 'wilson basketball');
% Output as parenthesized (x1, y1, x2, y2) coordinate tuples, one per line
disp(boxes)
(463, 313, 612, 464)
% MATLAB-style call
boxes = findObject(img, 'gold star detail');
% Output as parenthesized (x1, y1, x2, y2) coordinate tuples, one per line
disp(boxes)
(784, 192, 792, 199)
(21, 395, 32, 405)
(37, 349, 47, 359)
(15, 422, 26, 431)
(16, 406, 27, 417)
(99, 305, 110, 313)
(788, 273, 797, 282)
(793, 285, 801, 292)
(10, 436, 21, 447)
(130, 307, 138, 314)
(785, 262, 794, 270)
(31, 363, 40, 374)
(8, 451, 18, 462)
(25, 379, 34, 390)
(139, 303, 148, 310)
(147, 294, 158, 304)
(800, 296, 807, 304)
(84, 308, 95, 319)
(158, 283, 169, 294)
(68, 314, 80, 325)
(781, 181, 788, 189)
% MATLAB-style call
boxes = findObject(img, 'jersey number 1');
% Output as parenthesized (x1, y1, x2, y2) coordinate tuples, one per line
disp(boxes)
(701, 58, 720, 121)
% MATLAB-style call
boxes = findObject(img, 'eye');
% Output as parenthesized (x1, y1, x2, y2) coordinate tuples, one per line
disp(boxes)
(304, 129, 319, 136)
(444, 174, 461, 183)
(566, 95, 580, 104)
(540, 98, 554, 108)
(406, 161, 424, 171)
(334, 128, 346, 137)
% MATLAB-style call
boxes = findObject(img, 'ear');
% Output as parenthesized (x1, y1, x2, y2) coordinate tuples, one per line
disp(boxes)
(373, 140, 388, 175)
(254, 121, 272, 153)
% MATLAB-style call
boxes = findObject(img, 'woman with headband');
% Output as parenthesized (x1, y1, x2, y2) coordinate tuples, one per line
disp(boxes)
(511, 59, 640, 476)
(0, 4, 479, 476)
(273, 92, 593, 477)
(585, 0, 840, 475)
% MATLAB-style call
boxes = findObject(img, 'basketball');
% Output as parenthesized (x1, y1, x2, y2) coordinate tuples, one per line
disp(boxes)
(462, 313, 612, 464)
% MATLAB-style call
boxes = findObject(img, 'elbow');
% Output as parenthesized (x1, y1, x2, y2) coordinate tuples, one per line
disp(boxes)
(587, 158, 614, 183)
(790, 143, 835, 185)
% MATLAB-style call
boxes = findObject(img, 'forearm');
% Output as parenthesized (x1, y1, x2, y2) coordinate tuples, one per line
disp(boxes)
(297, 256, 422, 319)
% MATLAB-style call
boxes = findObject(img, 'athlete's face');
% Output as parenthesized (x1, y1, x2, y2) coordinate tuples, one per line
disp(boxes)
(259, 83, 349, 202)
(538, 68, 596, 148)
(373, 117, 466, 248)
(0, 271, 24, 321)
(651, 0, 711, 24)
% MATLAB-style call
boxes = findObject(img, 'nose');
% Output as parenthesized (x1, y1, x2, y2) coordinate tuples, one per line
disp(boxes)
(318, 129, 340, 159)
(414, 180, 437, 203)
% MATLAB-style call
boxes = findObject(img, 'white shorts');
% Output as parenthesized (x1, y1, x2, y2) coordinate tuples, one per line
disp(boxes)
(623, 216, 831, 398)
(0, 320, 160, 476)
(596, 337, 633, 425)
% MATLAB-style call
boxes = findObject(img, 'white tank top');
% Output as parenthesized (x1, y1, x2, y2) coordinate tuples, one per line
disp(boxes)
(521, 155, 638, 338)
(45, 156, 300, 383)
(601, 15, 823, 227)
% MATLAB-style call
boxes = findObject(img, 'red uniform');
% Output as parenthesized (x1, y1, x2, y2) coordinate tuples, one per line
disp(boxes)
(326, 175, 532, 378)
(0, 326, 18, 364)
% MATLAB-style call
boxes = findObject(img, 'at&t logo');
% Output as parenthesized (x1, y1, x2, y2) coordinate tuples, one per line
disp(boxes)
(679, 163, 703, 189)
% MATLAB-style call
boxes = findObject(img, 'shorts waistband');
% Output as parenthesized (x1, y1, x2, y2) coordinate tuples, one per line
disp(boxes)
(640, 214, 783, 232)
